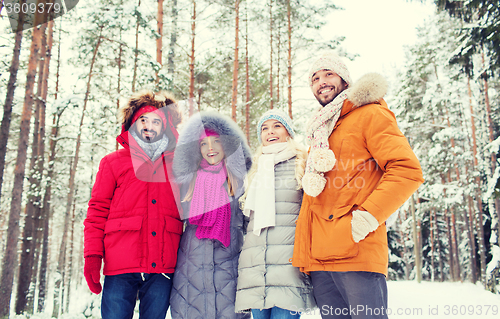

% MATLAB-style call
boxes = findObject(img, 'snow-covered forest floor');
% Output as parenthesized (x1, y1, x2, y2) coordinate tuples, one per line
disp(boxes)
(9, 280, 500, 319)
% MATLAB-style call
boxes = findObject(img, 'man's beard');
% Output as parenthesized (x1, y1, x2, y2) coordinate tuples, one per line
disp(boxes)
(315, 86, 342, 106)
(139, 129, 163, 143)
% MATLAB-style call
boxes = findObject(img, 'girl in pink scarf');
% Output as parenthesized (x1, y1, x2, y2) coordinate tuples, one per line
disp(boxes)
(170, 112, 251, 319)
(187, 130, 233, 247)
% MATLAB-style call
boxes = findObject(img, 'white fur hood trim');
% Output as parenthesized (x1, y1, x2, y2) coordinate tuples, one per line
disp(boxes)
(346, 73, 388, 107)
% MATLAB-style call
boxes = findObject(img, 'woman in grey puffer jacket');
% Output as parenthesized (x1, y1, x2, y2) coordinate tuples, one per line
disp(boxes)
(235, 110, 315, 319)
(170, 112, 251, 319)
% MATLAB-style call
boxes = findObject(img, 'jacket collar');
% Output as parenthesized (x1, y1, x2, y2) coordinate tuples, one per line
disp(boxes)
(116, 130, 175, 163)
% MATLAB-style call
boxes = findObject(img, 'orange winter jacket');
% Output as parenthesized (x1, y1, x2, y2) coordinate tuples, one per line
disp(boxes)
(292, 75, 424, 276)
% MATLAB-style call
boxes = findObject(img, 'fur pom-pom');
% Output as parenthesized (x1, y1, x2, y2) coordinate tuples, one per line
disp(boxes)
(311, 149, 336, 172)
(302, 173, 326, 197)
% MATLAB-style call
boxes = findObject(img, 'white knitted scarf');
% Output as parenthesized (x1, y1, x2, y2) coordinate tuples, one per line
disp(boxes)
(244, 142, 296, 236)
(302, 90, 349, 197)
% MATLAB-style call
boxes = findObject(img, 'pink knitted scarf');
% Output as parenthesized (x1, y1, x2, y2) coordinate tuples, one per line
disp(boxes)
(189, 159, 231, 247)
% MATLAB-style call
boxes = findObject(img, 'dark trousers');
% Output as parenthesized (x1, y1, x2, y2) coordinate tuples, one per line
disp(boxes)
(310, 271, 388, 319)
(101, 273, 173, 319)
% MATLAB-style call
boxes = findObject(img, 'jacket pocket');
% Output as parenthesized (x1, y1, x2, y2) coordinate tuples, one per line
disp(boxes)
(162, 215, 183, 269)
(103, 216, 143, 270)
(310, 204, 358, 261)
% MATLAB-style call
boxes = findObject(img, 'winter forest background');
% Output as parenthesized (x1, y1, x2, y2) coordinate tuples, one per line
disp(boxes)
(0, 0, 499, 318)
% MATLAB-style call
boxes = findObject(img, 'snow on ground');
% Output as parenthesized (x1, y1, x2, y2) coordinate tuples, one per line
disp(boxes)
(11, 280, 500, 319)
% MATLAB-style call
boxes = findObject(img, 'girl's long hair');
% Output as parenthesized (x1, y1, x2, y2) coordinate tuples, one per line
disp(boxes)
(181, 159, 238, 203)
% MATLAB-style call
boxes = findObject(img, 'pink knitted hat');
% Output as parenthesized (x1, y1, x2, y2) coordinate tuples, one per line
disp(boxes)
(308, 52, 352, 88)
(199, 129, 219, 141)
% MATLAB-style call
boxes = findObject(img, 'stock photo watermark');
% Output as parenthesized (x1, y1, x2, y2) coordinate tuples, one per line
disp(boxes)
(289, 304, 499, 317)
(3, 0, 79, 32)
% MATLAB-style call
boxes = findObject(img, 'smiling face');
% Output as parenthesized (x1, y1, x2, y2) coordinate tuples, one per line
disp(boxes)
(136, 112, 163, 142)
(261, 119, 290, 146)
(200, 135, 225, 165)
(311, 69, 347, 106)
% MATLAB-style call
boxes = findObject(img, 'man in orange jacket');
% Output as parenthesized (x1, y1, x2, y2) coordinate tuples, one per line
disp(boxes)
(293, 52, 424, 318)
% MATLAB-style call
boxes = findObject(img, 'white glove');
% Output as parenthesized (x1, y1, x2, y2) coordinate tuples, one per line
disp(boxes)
(351, 210, 379, 243)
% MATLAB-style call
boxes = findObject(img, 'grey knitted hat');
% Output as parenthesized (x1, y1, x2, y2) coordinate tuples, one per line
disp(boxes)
(308, 52, 352, 88)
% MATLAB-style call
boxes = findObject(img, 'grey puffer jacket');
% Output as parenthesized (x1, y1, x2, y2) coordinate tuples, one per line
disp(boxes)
(235, 158, 315, 312)
(170, 112, 251, 319)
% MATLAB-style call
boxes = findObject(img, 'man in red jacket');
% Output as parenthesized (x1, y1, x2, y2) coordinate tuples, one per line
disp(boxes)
(83, 90, 183, 319)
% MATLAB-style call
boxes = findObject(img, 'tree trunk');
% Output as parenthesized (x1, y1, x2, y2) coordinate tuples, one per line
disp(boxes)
(435, 208, 444, 281)
(441, 174, 459, 281)
(52, 219, 67, 318)
(156, 0, 164, 84)
(132, 0, 141, 92)
(430, 207, 435, 282)
(451, 208, 461, 279)
(448, 171, 461, 280)
(466, 189, 478, 282)
(467, 76, 487, 287)
(410, 194, 421, 283)
(15, 19, 49, 314)
(64, 192, 77, 313)
(0, 1, 25, 205)
(231, 0, 240, 123)
(38, 107, 66, 312)
(269, 0, 273, 109)
(28, 17, 53, 313)
(445, 105, 474, 282)
(276, 21, 281, 105)
(245, 5, 250, 144)
(445, 208, 456, 281)
(37, 19, 60, 312)
(52, 31, 103, 317)
(168, 0, 178, 81)
(399, 210, 411, 280)
(286, 0, 292, 119)
(116, 32, 123, 150)
(16, 99, 40, 313)
(0, 7, 44, 316)
(188, 0, 196, 116)
(54, 17, 62, 100)
(480, 50, 500, 289)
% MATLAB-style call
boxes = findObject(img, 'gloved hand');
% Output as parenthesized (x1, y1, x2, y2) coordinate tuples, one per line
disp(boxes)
(84, 256, 103, 294)
(351, 210, 379, 243)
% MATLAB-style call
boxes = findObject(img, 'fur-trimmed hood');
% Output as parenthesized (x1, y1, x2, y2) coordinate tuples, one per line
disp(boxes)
(173, 111, 252, 185)
(346, 72, 388, 107)
(119, 90, 182, 132)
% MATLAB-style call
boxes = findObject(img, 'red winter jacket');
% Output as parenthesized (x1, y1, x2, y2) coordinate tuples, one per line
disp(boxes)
(84, 130, 182, 275)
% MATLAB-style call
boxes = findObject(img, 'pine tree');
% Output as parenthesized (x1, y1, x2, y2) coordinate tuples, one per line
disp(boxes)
(0, 6, 44, 316)
(0, 0, 25, 206)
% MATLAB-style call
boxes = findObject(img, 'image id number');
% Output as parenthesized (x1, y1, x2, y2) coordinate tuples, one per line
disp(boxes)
(4, 1, 62, 14)
(443, 305, 498, 316)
